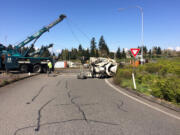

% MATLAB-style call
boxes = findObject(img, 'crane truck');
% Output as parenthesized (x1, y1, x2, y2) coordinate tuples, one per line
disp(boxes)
(0, 14, 66, 73)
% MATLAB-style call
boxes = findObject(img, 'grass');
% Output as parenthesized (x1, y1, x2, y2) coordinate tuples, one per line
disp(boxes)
(114, 57, 180, 105)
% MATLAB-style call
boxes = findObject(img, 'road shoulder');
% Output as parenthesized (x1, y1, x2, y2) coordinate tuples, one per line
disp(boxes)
(105, 78, 180, 120)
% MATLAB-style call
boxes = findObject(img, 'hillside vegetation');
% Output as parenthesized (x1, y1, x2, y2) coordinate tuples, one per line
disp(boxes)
(114, 57, 180, 105)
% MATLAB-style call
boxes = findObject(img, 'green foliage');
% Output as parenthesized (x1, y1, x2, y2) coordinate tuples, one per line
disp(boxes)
(114, 67, 132, 85)
(98, 35, 109, 57)
(116, 47, 122, 59)
(114, 57, 180, 105)
(151, 77, 180, 103)
(121, 48, 126, 59)
(90, 37, 96, 57)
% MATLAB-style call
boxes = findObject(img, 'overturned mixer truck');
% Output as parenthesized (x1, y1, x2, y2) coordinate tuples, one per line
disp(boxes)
(78, 57, 118, 79)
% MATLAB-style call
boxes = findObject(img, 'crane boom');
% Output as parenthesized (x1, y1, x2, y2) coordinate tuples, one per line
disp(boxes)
(14, 14, 66, 50)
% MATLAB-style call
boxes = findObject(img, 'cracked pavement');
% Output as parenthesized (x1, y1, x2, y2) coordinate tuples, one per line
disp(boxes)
(0, 74, 179, 135)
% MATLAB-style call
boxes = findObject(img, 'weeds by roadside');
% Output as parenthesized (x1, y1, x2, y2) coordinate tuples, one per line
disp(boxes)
(114, 57, 180, 105)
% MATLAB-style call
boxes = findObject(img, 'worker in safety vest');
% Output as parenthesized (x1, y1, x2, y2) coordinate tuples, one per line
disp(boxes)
(47, 60, 52, 75)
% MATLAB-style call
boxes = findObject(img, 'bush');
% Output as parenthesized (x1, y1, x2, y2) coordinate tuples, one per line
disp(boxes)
(114, 57, 180, 105)
(151, 77, 180, 103)
(114, 67, 132, 85)
(144, 63, 162, 73)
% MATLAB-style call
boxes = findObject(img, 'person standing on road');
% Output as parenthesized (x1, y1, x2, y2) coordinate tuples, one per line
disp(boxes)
(47, 60, 52, 76)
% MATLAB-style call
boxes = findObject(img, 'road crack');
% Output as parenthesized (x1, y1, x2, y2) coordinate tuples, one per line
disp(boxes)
(35, 98, 55, 131)
(14, 80, 122, 135)
(56, 80, 61, 86)
(26, 85, 46, 104)
(14, 119, 120, 135)
(116, 100, 128, 112)
(65, 80, 88, 123)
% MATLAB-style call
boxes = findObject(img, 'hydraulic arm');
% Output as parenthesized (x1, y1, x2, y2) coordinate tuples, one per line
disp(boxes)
(14, 14, 66, 51)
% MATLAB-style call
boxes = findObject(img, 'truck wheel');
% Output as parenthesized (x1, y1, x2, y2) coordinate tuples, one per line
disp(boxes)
(33, 64, 42, 73)
(20, 64, 28, 73)
(42, 66, 48, 73)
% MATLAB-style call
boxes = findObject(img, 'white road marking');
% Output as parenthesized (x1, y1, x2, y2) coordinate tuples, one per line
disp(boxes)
(105, 79, 180, 120)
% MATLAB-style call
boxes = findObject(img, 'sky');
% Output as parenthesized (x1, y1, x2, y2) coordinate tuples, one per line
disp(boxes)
(0, 0, 180, 53)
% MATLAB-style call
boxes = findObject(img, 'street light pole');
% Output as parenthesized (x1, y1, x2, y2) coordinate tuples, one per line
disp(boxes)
(118, 6, 144, 64)
(136, 6, 144, 64)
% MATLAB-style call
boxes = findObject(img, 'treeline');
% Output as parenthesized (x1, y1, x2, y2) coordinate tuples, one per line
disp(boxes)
(2, 35, 180, 59)
(57, 35, 180, 60)
(58, 35, 112, 60)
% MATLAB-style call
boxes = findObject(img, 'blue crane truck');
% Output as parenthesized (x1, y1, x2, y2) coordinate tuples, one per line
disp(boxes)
(0, 14, 66, 73)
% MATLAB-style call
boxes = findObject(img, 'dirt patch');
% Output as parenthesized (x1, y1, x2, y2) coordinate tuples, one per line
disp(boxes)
(0, 71, 38, 86)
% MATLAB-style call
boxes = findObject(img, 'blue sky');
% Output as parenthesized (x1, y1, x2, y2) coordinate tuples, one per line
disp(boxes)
(0, 0, 180, 53)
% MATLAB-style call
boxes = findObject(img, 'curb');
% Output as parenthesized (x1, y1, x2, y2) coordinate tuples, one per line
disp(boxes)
(0, 73, 40, 88)
(110, 79, 180, 112)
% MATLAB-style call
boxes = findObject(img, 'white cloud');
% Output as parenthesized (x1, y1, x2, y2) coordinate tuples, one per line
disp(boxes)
(175, 46, 180, 51)
(110, 50, 116, 53)
(124, 48, 129, 52)
(167, 47, 174, 50)
(56, 49, 61, 53)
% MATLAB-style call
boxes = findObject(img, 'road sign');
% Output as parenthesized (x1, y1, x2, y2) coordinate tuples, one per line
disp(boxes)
(130, 48, 140, 57)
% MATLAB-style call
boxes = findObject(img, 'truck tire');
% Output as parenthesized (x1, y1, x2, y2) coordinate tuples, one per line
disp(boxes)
(20, 64, 28, 73)
(42, 66, 48, 73)
(33, 64, 42, 73)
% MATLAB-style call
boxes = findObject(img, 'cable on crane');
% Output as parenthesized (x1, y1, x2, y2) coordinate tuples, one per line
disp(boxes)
(67, 18, 91, 41)
(65, 19, 82, 45)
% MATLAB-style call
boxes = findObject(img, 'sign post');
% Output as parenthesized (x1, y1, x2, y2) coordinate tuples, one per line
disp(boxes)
(130, 48, 140, 90)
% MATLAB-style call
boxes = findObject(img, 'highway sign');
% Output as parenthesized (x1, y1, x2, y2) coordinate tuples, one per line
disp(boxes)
(130, 48, 140, 57)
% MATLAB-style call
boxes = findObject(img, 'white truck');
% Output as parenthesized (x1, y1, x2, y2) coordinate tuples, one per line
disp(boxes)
(78, 57, 118, 79)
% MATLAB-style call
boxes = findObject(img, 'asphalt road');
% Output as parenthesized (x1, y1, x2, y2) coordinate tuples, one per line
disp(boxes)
(0, 74, 180, 135)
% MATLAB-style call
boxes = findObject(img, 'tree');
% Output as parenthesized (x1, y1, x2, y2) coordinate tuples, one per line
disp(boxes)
(70, 48, 78, 60)
(57, 53, 61, 60)
(148, 49, 152, 58)
(122, 48, 126, 59)
(143, 46, 147, 57)
(157, 46, 162, 55)
(109, 52, 115, 59)
(90, 37, 96, 57)
(138, 46, 147, 56)
(61, 49, 69, 60)
(84, 48, 90, 59)
(95, 49, 99, 57)
(152, 46, 158, 56)
(78, 44, 83, 57)
(116, 47, 121, 59)
(98, 35, 109, 57)
(7, 44, 13, 50)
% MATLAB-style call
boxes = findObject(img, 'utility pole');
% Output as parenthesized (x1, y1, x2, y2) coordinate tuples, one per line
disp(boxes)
(118, 6, 144, 64)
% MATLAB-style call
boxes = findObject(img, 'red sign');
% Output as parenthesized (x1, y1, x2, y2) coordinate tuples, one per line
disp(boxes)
(130, 48, 140, 57)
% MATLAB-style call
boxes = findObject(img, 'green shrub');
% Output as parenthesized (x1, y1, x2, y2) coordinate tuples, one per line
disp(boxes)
(144, 63, 162, 73)
(114, 67, 132, 85)
(151, 77, 180, 103)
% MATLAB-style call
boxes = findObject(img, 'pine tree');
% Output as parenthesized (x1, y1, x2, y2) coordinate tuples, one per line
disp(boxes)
(122, 48, 126, 59)
(57, 53, 61, 60)
(95, 49, 99, 57)
(85, 48, 90, 59)
(61, 49, 69, 60)
(90, 37, 96, 57)
(148, 49, 152, 58)
(98, 35, 109, 57)
(116, 47, 121, 59)
(157, 46, 162, 55)
(78, 44, 83, 57)
(152, 46, 158, 56)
